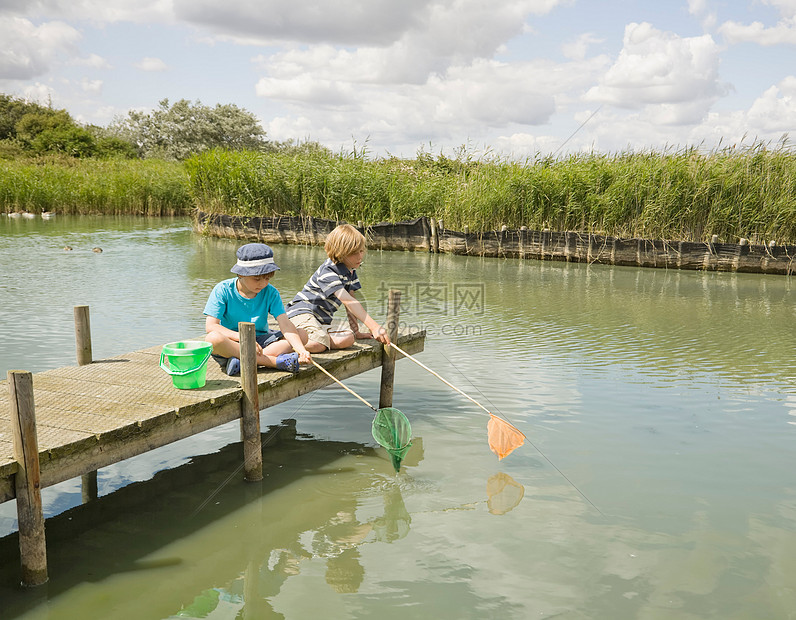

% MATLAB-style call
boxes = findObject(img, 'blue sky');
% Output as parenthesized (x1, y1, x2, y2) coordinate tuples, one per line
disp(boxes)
(1, 0, 794, 158)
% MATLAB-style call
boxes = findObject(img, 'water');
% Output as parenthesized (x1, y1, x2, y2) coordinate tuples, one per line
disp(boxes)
(1, 215, 795, 619)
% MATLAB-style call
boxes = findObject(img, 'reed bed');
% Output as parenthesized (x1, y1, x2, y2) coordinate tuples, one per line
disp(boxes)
(2, 146, 794, 243)
(186, 145, 796, 243)
(0, 158, 191, 215)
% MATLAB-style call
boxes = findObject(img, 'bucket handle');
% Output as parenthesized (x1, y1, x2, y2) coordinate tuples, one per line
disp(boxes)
(159, 347, 213, 376)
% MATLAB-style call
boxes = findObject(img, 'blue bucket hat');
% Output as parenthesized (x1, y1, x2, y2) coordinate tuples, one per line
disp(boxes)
(231, 243, 280, 276)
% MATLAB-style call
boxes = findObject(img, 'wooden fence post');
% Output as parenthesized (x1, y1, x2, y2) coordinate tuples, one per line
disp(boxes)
(379, 290, 402, 409)
(74, 305, 92, 366)
(8, 370, 48, 586)
(429, 218, 439, 254)
(74, 306, 98, 501)
(239, 322, 263, 482)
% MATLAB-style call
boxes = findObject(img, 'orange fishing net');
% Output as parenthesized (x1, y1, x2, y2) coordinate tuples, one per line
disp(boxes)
(487, 414, 526, 460)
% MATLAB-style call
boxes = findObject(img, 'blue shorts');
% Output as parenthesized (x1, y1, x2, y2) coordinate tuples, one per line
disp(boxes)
(211, 331, 284, 367)
(257, 331, 283, 348)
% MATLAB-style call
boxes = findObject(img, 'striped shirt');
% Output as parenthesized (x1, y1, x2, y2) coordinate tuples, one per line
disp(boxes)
(286, 258, 362, 325)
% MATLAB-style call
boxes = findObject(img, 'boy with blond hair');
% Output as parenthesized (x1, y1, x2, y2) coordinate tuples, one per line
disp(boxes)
(286, 224, 390, 352)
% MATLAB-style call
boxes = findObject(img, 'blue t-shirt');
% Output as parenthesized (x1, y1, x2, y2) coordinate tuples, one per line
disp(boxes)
(286, 259, 361, 325)
(203, 278, 285, 336)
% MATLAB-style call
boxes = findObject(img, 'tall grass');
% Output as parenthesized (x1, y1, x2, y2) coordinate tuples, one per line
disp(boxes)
(186, 144, 796, 242)
(2, 145, 794, 243)
(0, 158, 191, 215)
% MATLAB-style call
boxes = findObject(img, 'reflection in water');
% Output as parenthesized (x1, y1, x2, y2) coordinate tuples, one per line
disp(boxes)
(486, 473, 525, 515)
(169, 435, 417, 618)
(0, 420, 419, 619)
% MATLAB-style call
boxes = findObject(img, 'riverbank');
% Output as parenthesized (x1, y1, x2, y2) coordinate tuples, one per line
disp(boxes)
(195, 212, 796, 276)
(0, 158, 190, 215)
(3, 145, 795, 244)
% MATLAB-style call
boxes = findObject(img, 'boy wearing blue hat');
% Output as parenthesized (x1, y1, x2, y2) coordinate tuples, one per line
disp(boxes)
(204, 243, 311, 375)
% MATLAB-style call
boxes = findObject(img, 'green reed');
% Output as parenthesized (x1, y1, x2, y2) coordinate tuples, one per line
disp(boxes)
(186, 145, 796, 242)
(2, 145, 794, 242)
(0, 158, 191, 215)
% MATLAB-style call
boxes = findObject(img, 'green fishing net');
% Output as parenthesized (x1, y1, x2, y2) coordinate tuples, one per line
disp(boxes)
(371, 407, 412, 472)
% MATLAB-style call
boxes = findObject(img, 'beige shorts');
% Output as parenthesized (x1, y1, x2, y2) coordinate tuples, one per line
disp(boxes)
(289, 313, 339, 349)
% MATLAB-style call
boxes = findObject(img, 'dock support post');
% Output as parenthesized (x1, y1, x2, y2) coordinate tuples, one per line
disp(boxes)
(81, 472, 98, 503)
(379, 289, 401, 409)
(74, 305, 92, 366)
(74, 305, 98, 501)
(239, 322, 263, 482)
(8, 370, 48, 586)
(429, 218, 439, 253)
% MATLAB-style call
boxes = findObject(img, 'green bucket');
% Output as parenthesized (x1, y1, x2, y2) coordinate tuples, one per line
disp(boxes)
(159, 341, 213, 389)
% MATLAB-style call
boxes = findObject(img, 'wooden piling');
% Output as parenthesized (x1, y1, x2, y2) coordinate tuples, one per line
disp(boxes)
(239, 322, 263, 482)
(74, 305, 92, 366)
(8, 370, 48, 586)
(429, 218, 439, 253)
(74, 305, 99, 500)
(81, 471, 98, 503)
(379, 290, 402, 409)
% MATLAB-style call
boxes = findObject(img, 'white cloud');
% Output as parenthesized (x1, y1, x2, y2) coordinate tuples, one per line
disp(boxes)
(762, 0, 796, 18)
(719, 17, 796, 45)
(174, 0, 428, 46)
(79, 78, 103, 94)
(491, 131, 568, 159)
(585, 22, 725, 125)
(8, 0, 176, 24)
(134, 57, 168, 72)
(260, 51, 608, 156)
(747, 75, 796, 132)
(0, 17, 81, 79)
(719, 0, 796, 45)
(687, 0, 717, 30)
(562, 33, 603, 61)
(73, 53, 112, 69)
(17, 81, 55, 104)
(185, 0, 567, 64)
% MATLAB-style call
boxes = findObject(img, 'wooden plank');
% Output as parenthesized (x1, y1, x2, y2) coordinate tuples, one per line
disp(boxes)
(0, 388, 155, 420)
(30, 374, 239, 409)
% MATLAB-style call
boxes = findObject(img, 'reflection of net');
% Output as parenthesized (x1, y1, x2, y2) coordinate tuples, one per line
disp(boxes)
(487, 414, 526, 460)
(371, 407, 412, 472)
(486, 472, 525, 515)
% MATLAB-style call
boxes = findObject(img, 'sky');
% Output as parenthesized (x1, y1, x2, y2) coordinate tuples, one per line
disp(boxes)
(1, 0, 795, 159)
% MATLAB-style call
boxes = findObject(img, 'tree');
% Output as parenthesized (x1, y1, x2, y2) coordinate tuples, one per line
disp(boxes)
(0, 94, 53, 141)
(109, 98, 269, 160)
(0, 93, 138, 158)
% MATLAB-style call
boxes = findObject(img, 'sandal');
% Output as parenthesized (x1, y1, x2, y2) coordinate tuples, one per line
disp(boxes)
(275, 352, 300, 373)
(225, 357, 241, 376)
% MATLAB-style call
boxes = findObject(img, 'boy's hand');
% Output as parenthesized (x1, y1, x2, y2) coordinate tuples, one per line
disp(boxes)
(372, 326, 391, 346)
(297, 350, 312, 365)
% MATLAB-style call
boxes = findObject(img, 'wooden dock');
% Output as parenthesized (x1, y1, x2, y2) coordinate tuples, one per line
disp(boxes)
(1, 297, 424, 585)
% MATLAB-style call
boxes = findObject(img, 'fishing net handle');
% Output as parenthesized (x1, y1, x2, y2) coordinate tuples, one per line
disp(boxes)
(388, 342, 492, 416)
(311, 359, 377, 412)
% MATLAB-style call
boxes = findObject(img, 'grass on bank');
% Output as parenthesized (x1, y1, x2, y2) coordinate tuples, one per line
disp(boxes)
(0, 157, 190, 215)
(2, 144, 795, 243)
(186, 144, 796, 243)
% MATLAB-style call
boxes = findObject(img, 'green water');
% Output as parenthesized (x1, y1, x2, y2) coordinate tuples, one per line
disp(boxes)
(1, 215, 795, 619)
